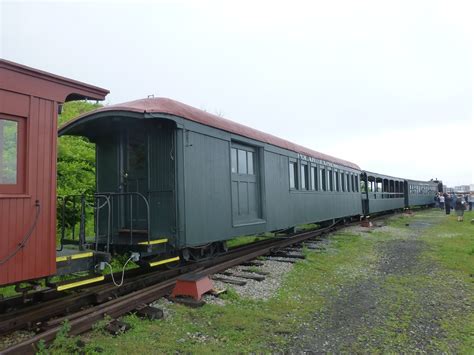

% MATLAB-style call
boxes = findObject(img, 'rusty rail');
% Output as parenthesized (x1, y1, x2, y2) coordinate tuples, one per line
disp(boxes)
(2, 220, 348, 354)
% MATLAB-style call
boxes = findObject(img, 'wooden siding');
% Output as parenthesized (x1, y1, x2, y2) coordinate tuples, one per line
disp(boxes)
(0, 60, 108, 286)
(0, 92, 56, 285)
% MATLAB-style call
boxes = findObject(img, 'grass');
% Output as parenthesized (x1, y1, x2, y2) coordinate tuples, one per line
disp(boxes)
(226, 232, 275, 249)
(423, 210, 474, 276)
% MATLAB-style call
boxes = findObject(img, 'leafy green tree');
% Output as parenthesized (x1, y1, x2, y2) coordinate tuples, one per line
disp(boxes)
(57, 101, 101, 237)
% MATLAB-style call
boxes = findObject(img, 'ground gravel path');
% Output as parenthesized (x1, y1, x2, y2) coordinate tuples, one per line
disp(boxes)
(289, 213, 472, 353)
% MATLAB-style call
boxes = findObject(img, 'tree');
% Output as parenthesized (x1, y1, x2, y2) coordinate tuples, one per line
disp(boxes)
(57, 101, 101, 236)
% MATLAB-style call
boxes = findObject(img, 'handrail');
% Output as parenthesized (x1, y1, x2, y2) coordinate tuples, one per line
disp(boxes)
(94, 191, 151, 247)
(58, 192, 151, 253)
(57, 194, 91, 251)
(94, 194, 111, 253)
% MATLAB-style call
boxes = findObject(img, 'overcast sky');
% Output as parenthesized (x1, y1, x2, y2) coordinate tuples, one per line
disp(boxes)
(1, 0, 472, 186)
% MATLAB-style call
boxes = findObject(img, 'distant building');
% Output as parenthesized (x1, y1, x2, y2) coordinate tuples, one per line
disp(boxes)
(454, 185, 470, 193)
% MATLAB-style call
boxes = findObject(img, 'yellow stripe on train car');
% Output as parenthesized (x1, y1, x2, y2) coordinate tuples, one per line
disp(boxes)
(56, 275, 105, 291)
(149, 256, 180, 267)
(56, 252, 94, 263)
(137, 239, 168, 246)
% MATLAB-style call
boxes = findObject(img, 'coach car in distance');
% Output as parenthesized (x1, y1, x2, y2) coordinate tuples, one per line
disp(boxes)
(360, 171, 406, 215)
(405, 179, 439, 207)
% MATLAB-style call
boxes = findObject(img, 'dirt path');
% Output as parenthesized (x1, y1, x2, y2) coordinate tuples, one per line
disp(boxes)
(290, 213, 472, 353)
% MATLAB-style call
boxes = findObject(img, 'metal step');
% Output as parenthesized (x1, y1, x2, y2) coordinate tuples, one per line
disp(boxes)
(56, 249, 110, 276)
(54, 274, 105, 291)
(148, 256, 180, 267)
(138, 238, 168, 246)
(56, 251, 93, 263)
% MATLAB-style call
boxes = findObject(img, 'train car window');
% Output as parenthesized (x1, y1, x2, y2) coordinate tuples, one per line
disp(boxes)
(231, 148, 237, 173)
(355, 176, 360, 192)
(341, 172, 346, 192)
(289, 161, 298, 189)
(247, 151, 254, 175)
(321, 168, 326, 191)
(311, 166, 317, 190)
(376, 181, 382, 192)
(328, 169, 333, 191)
(0, 119, 18, 185)
(335, 171, 340, 191)
(351, 175, 354, 192)
(238, 149, 247, 174)
(0, 117, 25, 194)
(301, 164, 308, 190)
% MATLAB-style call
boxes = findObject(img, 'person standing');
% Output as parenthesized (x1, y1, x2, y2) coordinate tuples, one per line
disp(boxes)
(439, 194, 445, 210)
(444, 193, 451, 215)
(454, 195, 466, 222)
(469, 193, 473, 211)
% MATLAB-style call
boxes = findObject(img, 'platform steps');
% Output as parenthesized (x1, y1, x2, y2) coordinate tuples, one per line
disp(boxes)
(147, 255, 180, 268)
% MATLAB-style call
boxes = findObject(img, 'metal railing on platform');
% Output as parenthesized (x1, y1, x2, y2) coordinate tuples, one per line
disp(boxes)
(57, 192, 151, 253)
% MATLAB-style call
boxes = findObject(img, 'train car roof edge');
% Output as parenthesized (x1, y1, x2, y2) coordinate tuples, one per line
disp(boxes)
(362, 170, 405, 181)
(59, 97, 361, 170)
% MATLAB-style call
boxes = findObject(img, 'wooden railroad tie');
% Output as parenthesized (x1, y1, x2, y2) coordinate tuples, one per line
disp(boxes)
(220, 271, 265, 282)
(270, 251, 306, 259)
(241, 269, 270, 276)
(283, 247, 303, 252)
(168, 296, 206, 308)
(304, 244, 325, 250)
(105, 319, 131, 336)
(239, 260, 265, 267)
(135, 305, 164, 320)
(264, 257, 298, 264)
(211, 276, 247, 286)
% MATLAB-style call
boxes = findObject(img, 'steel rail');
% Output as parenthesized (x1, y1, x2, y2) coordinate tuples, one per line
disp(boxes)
(1, 221, 345, 354)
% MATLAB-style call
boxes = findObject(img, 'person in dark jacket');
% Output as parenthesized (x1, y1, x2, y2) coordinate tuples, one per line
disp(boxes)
(444, 193, 451, 215)
(454, 195, 466, 221)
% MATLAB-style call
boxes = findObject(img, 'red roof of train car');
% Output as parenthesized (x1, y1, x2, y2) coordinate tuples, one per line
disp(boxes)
(60, 97, 360, 170)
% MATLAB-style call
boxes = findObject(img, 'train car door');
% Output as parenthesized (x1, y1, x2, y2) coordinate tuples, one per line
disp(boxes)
(120, 128, 149, 230)
(403, 181, 409, 207)
(230, 143, 261, 225)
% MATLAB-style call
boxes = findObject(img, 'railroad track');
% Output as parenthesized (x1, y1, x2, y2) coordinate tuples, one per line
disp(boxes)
(1, 217, 367, 354)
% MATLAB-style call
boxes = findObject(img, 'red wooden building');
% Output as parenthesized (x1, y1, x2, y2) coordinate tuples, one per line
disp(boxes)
(0, 59, 108, 286)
